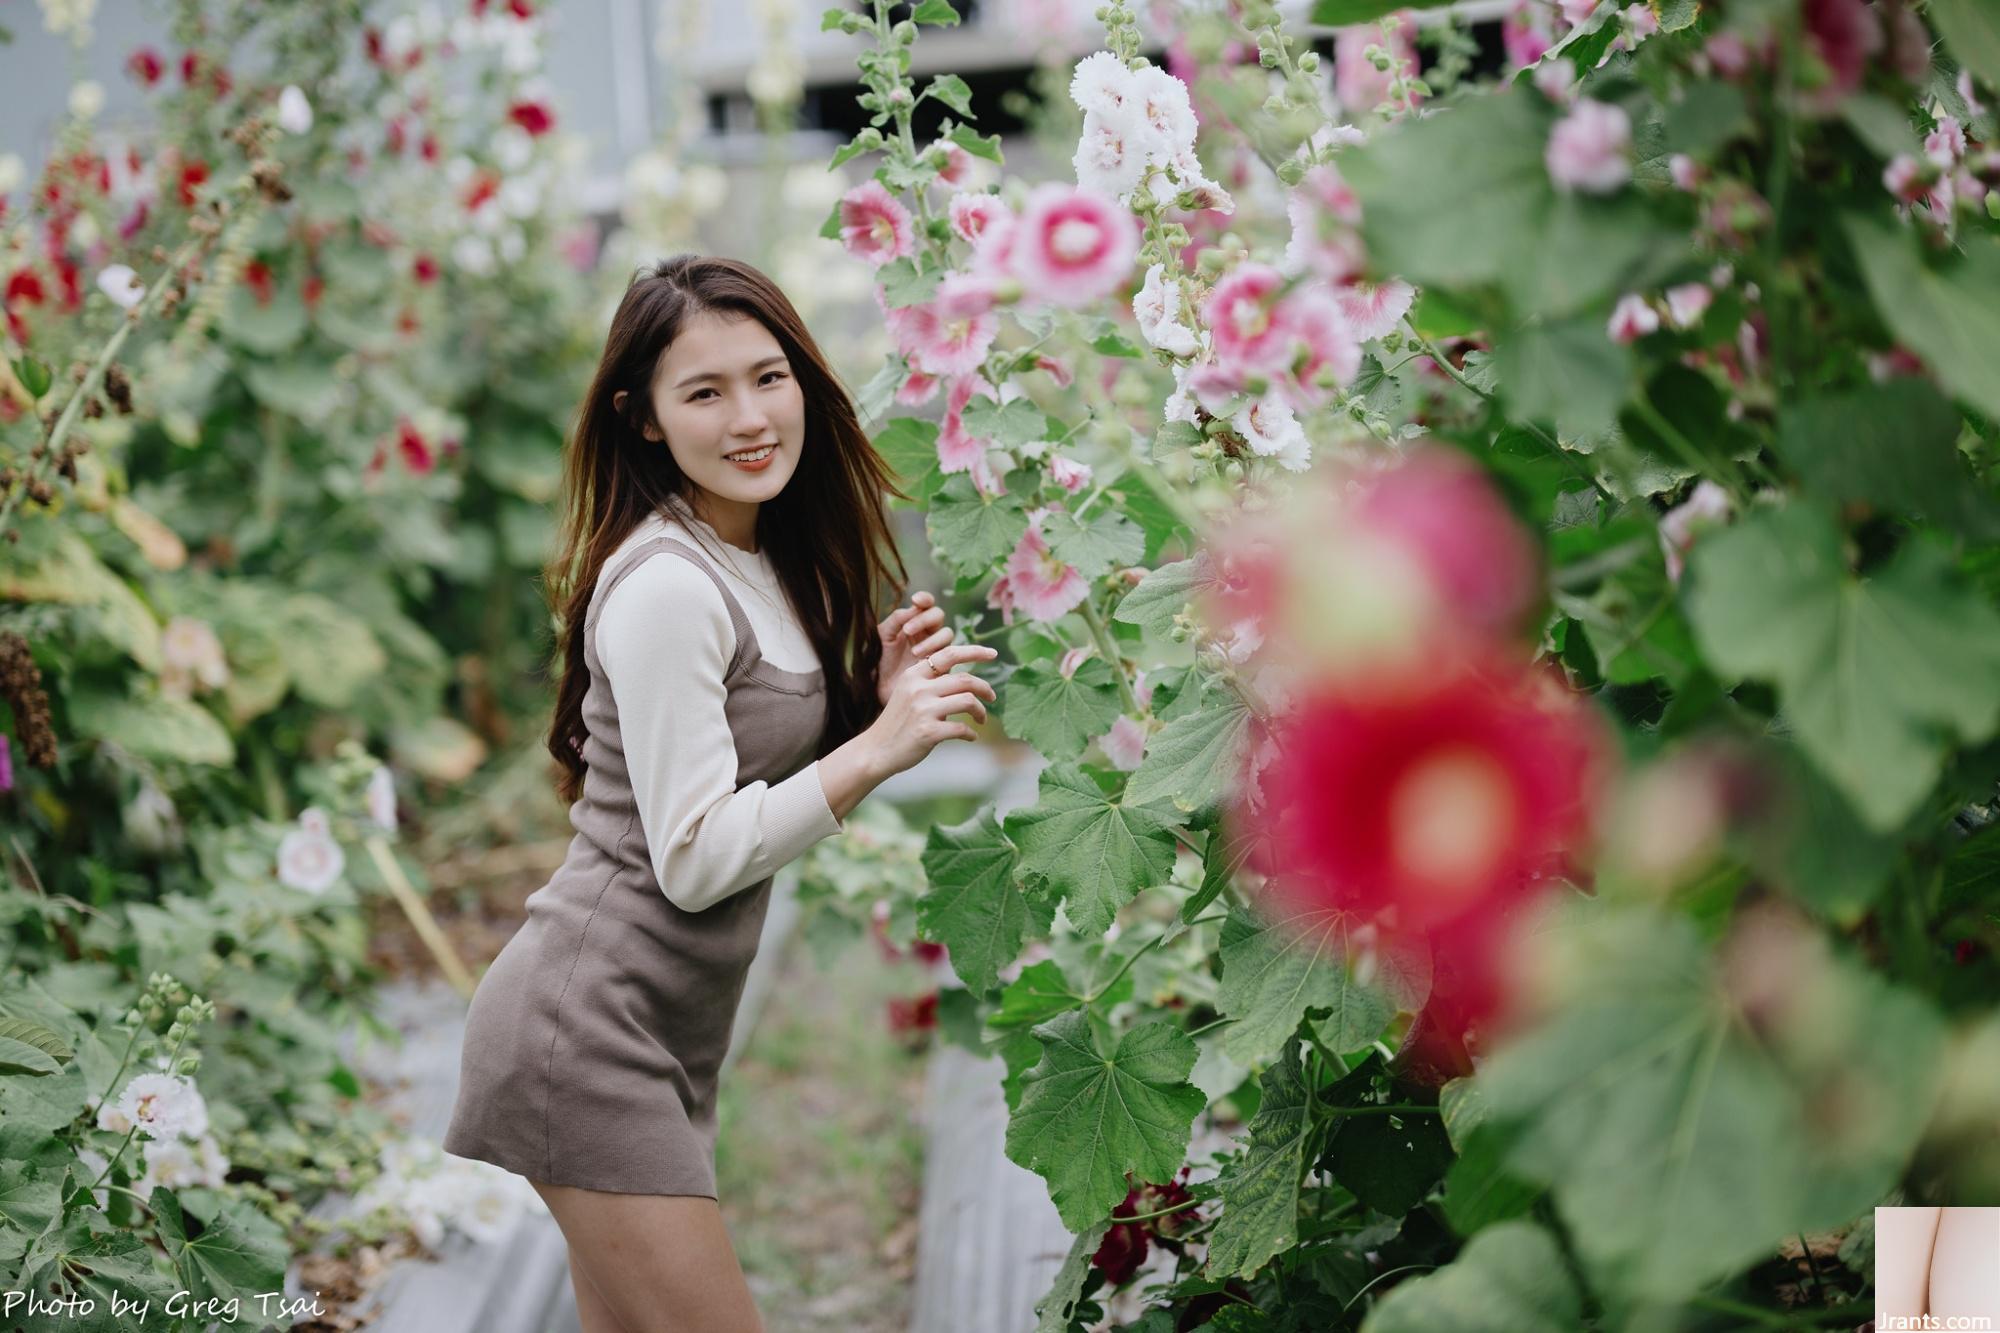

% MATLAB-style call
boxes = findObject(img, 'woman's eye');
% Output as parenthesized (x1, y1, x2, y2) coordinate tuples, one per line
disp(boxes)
(761, 370, 788, 385)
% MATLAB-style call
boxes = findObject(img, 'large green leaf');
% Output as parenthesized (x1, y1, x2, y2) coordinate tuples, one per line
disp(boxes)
(1359, 1220, 1583, 1333)
(153, 1186, 289, 1305)
(1113, 557, 1205, 639)
(0, 1058, 86, 1137)
(1325, 1097, 1455, 1216)
(1033, 1219, 1112, 1333)
(1772, 379, 1998, 540)
(1217, 901, 1426, 1066)
(1042, 506, 1145, 580)
(17, 1204, 178, 1331)
(1123, 691, 1254, 816)
(1000, 658, 1124, 759)
(1683, 503, 2000, 830)
(926, 473, 1029, 576)
(917, 811, 1053, 994)
(1844, 213, 2000, 422)
(1311, 0, 1451, 23)
(1004, 1009, 1206, 1231)
(1002, 762, 1182, 935)
(69, 692, 236, 767)
(873, 416, 946, 504)
(1930, 0, 2000, 92)
(1205, 1041, 1312, 1281)
(270, 592, 389, 709)
(0, 528, 162, 669)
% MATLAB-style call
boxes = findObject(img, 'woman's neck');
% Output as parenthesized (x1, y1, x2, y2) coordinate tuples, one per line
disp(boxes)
(682, 489, 760, 555)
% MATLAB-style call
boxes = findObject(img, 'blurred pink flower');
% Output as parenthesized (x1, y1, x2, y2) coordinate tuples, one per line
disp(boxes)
(1100, 715, 1149, 770)
(1203, 262, 1293, 377)
(839, 179, 916, 268)
(1008, 183, 1139, 307)
(1607, 292, 1659, 343)
(1545, 98, 1632, 193)
(1658, 480, 1733, 583)
(1049, 456, 1093, 493)
(1331, 278, 1414, 342)
(1799, 0, 1884, 115)
(948, 191, 1009, 243)
(988, 523, 1089, 624)
(1503, 0, 1557, 68)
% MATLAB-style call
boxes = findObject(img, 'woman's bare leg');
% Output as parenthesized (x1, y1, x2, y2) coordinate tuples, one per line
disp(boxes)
(530, 1180, 765, 1333)
(566, 1246, 634, 1333)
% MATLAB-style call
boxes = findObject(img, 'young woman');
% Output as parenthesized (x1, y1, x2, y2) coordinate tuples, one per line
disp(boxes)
(1873, 1206, 2000, 1325)
(442, 254, 998, 1332)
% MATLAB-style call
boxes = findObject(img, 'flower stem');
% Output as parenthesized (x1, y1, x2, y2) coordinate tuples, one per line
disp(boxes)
(1086, 911, 1229, 1005)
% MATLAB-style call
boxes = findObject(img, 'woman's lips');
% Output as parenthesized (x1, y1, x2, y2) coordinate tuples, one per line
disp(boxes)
(726, 445, 776, 472)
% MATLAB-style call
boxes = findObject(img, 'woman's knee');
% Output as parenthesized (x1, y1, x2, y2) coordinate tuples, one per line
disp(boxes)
(528, 1181, 763, 1333)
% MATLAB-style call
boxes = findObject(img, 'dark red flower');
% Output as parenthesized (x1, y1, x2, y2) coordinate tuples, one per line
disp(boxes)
(886, 991, 938, 1034)
(118, 201, 149, 242)
(1091, 1219, 1149, 1284)
(301, 273, 325, 309)
(412, 253, 440, 284)
(509, 0, 537, 17)
(364, 27, 386, 67)
(463, 170, 501, 213)
(508, 100, 555, 136)
(5, 269, 47, 308)
(395, 418, 435, 474)
(180, 50, 201, 84)
(176, 161, 209, 208)
(127, 47, 165, 86)
(243, 260, 274, 306)
(1243, 656, 1609, 939)
(420, 133, 440, 164)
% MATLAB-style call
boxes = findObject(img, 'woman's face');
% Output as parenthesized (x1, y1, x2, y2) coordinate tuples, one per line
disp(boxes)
(621, 308, 806, 508)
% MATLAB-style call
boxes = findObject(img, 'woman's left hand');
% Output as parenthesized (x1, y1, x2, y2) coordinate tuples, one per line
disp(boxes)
(877, 591, 955, 707)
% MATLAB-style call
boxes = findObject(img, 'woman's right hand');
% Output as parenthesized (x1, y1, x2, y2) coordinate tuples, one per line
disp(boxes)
(865, 642, 999, 778)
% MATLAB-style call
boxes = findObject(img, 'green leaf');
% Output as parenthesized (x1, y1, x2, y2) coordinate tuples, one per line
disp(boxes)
(0, 1038, 60, 1077)
(1663, 82, 1750, 156)
(1683, 504, 2000, 830)
(1438, 1081, 1542, 1235)
(69, 692, 236, 766)
(1772, 379, 1998, 540)
(1001, 658, 1125, 758)
(1931, 0, 2000, 92)
(918, 811, 1054, 994)
(989, 960, 1115, 1035)
(1204, 1042, 1312, 1281)
(1844, 213, 2000, 421)
(1325, 1099, 1455, 1216)
(1358, 1220, 1583, 1333)
(1495, 313, 1632, 435)
(911, 0, 964, 24)
(1652, 0, 1701, 34)
(925, 473, 1027, 575)
(0, 527, 162, 669)
(874, 416, 946, 503)
(877, 255, 943, 308)
(1217, 902, 1422, 1066)
(1004, 1009, 1206, 1231)
(1124, 691, 1254, 816)
(272, 592, 389, 709)
(922, 73, 975, 117)
(1311, 0, 1451, 24)
(961, 393, 1048, 448)
(0, 1016, 74, 1066)
(154, 1187, 289, 1305)
(1042, 506, 1145, 580)
(1840, 94, 1924, 159)
(12, 354, 52, 398)
(1033, 1219, 1112, 1333)
(947, 123, 1003, 163)
(223, 285, 309, 355)
(17, 1206, 178, 1329)
(0, 1058, 87, 1135)
(1113, 558, 1204, 639)
(1002, 762, 1181, 936)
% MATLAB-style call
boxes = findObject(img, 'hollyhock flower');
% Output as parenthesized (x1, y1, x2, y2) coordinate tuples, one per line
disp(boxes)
(1882, 153, 1929, 203)
(396, 418, 436, 473)
(96, 264, 143, 311)
(507, 100, 555, 136)
(1129, 64, 1199, 156)
(1607, 292, 1658, 343)
(1558, 0, 1599, 26)
(111, 1072, 207, 1142)
(1048, 455, 1092, 494)
(137, 1133, 230, 1194)
(1074, 108, 1150, 198)
(1349, 449, 1541, 637)
(838, 179, 916, 268)
(160, 617, 229, 699)
(1546, 98, 1631, 193)
(1668, 153, 1704, 191)
(1504, 0, 1556, 67)
(1331, 278, 1414, 343)
(278, 807, 345, 894)
(1334, 20, 1420, 115)
(886, 990, 939, 1034)
(1664, 282, 1712, 329)
(1283, 169, 1368, 284)
(1232, 395, 1311, 472)
(1093, 1215, 1149, 1284)
(1070, 50, 1139, 120)
(1133, 262, 1201, 357)
(1100, 715, 1149, 770)
(1241, 657, 1609, 936)
(367, 764, 398, 832)
(1617, 2, 1659, 50)
(989, 523, 1088, 624)
(1273, 285, 1363, 411)
(896, 369, 939, 405)
(176, 160, 209, 208)
(1532, 56, 1578, 102)
(886, 296, 1000, 379)
(276, 85, 313, 135)
(1799, 0, 1883, 115)
(1203, 262, 1293, 377)
(936, 373, 998, 474)
(1926, 117, 1967, 169)
(947, 191, 1008, 244)
(931, 139, 974, 186)
(412, 253, 440, 284)
(1009, 183, 1139, 307)
(1147, 145, 1235, 214)
(243, 260, 275, 306)
(1658, 479, 1732, 582)
(127, 46, 165, 85)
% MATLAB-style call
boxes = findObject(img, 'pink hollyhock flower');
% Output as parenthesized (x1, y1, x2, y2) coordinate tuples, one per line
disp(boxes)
(1008, 183, 1139, 308)
(1503, 1, 1556, 68)
(1033, 354, 1074, 387)
(507, 100, 556, 136)
(936, 270, 1005, 320)
(1282, 164, 1369, 284)
(1664, 282, 1712, 329)
(1704, 30, 1758, 78)
(1203, 262, 1294, 377)
(1668, 153, 1704, 191)
(881, 292, 999, 379)
(1100, 715, 1149, 770)
(1617, 2, 1659, 50)
(1799, 0, 1884, 115)
(1882, 153, 1930, 203)
(932, 139, 974, 186)
(1558, 0, 1599, 26)
(988, 523, 1089, 624)
(1926, 116, 1967, 168)
(1607, 292, 1659, 343)
(1532, 56, 1578, 103)
(1240, 656, 1609, 937)
(937, 374, 992, 474)
(396, 418, 436, 474)
(1048, 455, 1093, 493)
(127, 47, 165, 86)
(1350, 449, 1543, 637)
(896, 369, 940, 405)
(1331, 278, 1414, 342)
(948, 191, 1009, 243)
(1658, 479, 1733, 582)
(1057, 646, 1092, 678)
(1545, 98, 1632, 193)
(1334, 19, 1420, 115)
(839, 179, 916, 268)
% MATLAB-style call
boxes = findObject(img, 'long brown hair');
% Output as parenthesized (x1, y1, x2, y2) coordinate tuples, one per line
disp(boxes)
(544, 254, 910, 804)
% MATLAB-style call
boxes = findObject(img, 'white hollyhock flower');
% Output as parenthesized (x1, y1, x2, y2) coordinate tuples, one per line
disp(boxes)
(1069, 50, 1138, 119)
(366, 765, 398, 832)
(1133, 262, 1200, 357)
(112, 1072, 204, 1142)
(160, 616, 229, 697)
(278, 808, 344, 894)
(69, 80, 105, 119)
(1072, 107, 1149, 199)
(96, 264, 144, 311)
(276, 85, 314, 134)
(1129, 64, 1198, 156)
(0, 154, 24, 195)
(1232, 394, 1307, 460)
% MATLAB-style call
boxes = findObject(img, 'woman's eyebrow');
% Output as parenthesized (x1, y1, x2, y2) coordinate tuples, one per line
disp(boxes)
(672, 354, 789, 390)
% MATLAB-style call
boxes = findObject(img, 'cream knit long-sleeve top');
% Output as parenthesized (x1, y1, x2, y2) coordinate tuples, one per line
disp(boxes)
(592, 497, 845, 913)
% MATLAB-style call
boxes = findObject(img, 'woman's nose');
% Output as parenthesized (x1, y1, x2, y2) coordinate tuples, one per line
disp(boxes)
(729, 392, 770, 436)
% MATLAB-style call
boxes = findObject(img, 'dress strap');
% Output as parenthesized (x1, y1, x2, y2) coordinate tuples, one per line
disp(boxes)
(585, 534, 759, 679)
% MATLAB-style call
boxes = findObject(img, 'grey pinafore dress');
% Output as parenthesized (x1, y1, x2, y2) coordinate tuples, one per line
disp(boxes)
(443, 527, 825, 1196)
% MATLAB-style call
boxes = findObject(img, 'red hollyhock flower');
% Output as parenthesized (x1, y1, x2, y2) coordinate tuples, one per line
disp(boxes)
(1091, 1213, 1149, 1284)
(463, 170, 501, 213)
(181, 50, 202, 84)
(177, 161, 210, 208)
(53, 258, 82, 312)
(127, 47, 165, 86)
(508, 100, 555, 136)
(395, 418, 435, 474)
(886, 991, 938, 1034)
(364, 28, 386, 67)
(301, 273, 325, 309)
(509, 0, 537, 17)
(243, 260, 274, 306)
(412, 253, 440, 284)
(118, 201, 150, 242)
(1242, 656, 1609, 939)
(385, 118, 408, 156)
(420, 133, 440, 164)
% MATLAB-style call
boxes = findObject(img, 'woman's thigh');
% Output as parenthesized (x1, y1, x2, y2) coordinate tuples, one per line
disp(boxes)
(530, 1180, 764, 1333)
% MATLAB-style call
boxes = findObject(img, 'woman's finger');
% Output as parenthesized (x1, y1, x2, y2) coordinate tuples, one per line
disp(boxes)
(912, 626, 955, 656)
(901, 607, 945, 639)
